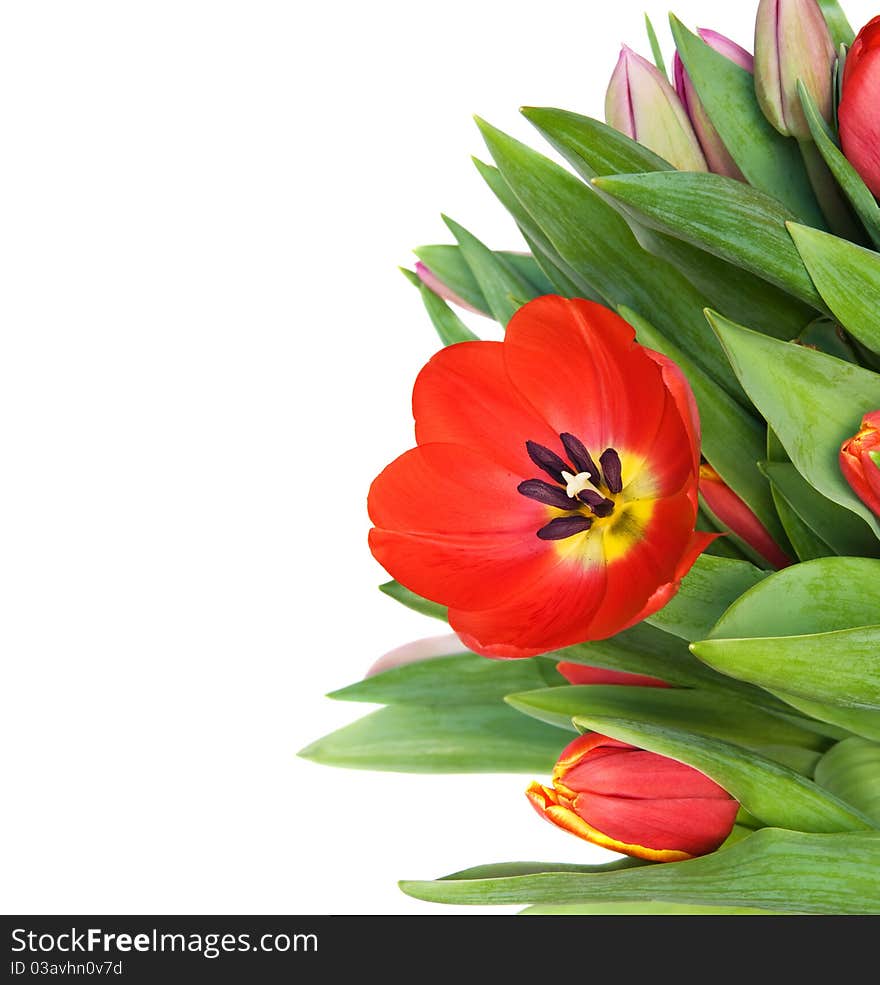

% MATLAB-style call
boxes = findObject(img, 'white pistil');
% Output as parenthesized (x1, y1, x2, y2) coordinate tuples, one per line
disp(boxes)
(561, 470, 603, 501)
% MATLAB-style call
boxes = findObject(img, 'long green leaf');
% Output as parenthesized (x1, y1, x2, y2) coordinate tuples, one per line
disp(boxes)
(798, 83, 880, 250)
(472, 158, 602, 301)
(669, 17, 824, 226)
(401, 828, 880, 913)
(779, 695, 880, 743)
(789, 223, 880, 354)
(520, 902, 772, 915)
(400, 267, 478, 345)
(568, 715, 874, 833)
(379, 581, 448, 621)
(621, 306, 787, 548)
(330, 652, 563, 706)
(706, 556, 880, 639)
(442, 215, 537, 325)
(645, 13, 668, 77)
(760, 461, 880, 558)
(506, 684, 829, 752)
(815, 738, 880, 822)
(694, 626, 880, 712)
(645, 554, 768, 642)
(708, 311, 880, 537)
(818, 0, 855, 46)
(593, 172, 824, 307)
(298, 703, 565, 774)
(475, 118, 745, 402)
(522, 106, 813, 340)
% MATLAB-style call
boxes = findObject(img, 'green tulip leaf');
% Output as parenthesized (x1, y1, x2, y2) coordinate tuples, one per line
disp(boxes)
(778, 695, 880, 744)
(567, 715, 874, 833)
(797, 83, 880, 250)
(475, 118, 745, 402)
(693, 626, 880, 712)
(379, 581, 448, 621)
(762, 443, 834, 562)
(818, 0, 855, 47)
(505, 684, 829, 755)
(520, 902, 772, 915)
(669, 17, 824, 226)
(761, 461, 880, 558)
(522, 107, 813, 341)
(815, 738, 880, 822)
(788, 223, 880, 354)
(593, 172, 824, 308)
(330, 652, 563, 707)
(645, 554, 768, 642)
(645, 13, 668, 77)
(708, 311, 880, 538)
(400, 828, 880, 913)
(442, 216, 537, 325)
(399, 267, 478, 346)
(473, 158, 604, 302)
(298, 703, 565, 774)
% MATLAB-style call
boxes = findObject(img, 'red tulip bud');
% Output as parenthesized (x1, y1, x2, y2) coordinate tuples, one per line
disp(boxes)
(699, 464, 792, 569)
(527, 733, 738, 861)
(556, 663, 670, 688)
(840, 410, 880, 516)
(414, 262, 482, 315)
(674, 29, 754, 180)
(839, 17, 880, 198)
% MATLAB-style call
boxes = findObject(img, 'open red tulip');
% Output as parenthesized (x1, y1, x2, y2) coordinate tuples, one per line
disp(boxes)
(368, 296, 714, 658)
(839, 16, 880, 198)
(527, 733, 739, 861)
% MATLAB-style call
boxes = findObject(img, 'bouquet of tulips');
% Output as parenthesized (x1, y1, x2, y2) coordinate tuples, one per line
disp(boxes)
(302, 0, 880, 914)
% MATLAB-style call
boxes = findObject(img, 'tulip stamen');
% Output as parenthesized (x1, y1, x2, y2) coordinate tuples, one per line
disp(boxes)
(520, 435, 626, 540)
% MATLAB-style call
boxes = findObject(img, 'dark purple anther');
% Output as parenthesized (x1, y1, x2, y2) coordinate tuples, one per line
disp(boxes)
(536, 516, 594, 541)
(560, 433, 599, 480)
(526, 441, 571, 484)
(578, 490, 616, 517)
(518, 479, 578, 511)
(600, 449, 623, 494)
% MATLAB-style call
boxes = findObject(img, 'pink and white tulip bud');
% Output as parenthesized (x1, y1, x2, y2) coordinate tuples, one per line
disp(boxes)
(415, 262, 482, 315)
(605, 46, 708, 172)
(366, 633, 466, 677)
(754, 0, 836, 139)
(674, 30, 754, 180)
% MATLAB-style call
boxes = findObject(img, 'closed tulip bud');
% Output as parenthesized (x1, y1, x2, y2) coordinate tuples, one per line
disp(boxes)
(840, 410, 880, 516)
(414, 262, 482, 315)
(754, 0, 836, 139)
(700, 464, 792, 569)
(674, 30, 754, 180)
(527, 733, 738, 861)
(605, 46, 708, 172)
(839, 17, 880, 198)
(556, 663, 670, 688)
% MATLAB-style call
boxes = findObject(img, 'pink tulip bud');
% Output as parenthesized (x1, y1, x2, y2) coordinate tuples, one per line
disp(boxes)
(414, 262, 482, 315)
(674, 30, 754, 179)
(754, 0, 836, 139)
(527, 733, 739, 861)
(700, 464, 792, 569)
(839, 17, 880, 198)
(605, 46, 708, 172)
(366, 633, 466, 677)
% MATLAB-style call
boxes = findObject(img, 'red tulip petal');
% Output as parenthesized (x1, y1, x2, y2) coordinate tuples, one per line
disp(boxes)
(502, 297, 673, 464)
(413, 341, 560, 477)
(368, 443, 554, 611)
(840, 18, 880, 197)
(556, 663, 670, 688)
(644, 347, 701, 475)
(566, 749, 731, 799)
(573, 791, 738, 857)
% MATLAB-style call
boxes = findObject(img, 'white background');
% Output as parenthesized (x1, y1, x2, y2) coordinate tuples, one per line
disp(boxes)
(3, 0, 874, 915)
